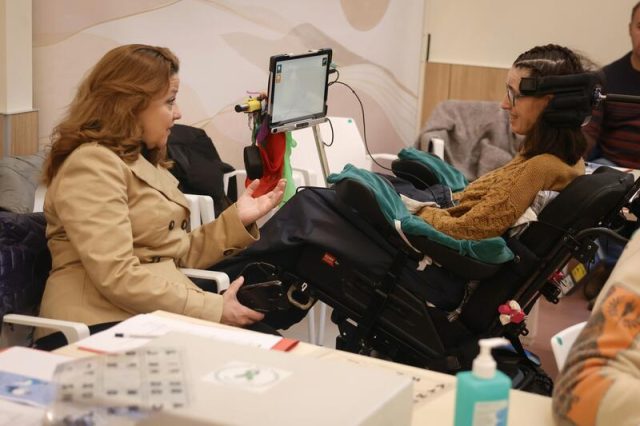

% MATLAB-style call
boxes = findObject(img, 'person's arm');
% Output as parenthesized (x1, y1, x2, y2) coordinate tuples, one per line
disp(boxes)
(417, 160, 547, 240)
(553, 233, 640, 426)
(417, 188, 523, 240)
(53, 146, 224, 322)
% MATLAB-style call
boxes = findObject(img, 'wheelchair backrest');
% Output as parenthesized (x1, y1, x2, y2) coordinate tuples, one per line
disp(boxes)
(462, 167, 637, 333)
(519, 167, 636, 257)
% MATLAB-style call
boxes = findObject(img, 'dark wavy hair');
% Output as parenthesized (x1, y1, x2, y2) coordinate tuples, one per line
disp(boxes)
(43, 44, 179, 184)
(513, 44, 589, 165)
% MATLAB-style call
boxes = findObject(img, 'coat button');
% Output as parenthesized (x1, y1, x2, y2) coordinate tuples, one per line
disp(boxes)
(168, 220, 175, 231)
(181, 219, 188, 230)
(223, 249, 233, 256)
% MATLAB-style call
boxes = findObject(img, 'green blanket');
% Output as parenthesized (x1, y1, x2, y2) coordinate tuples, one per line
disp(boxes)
(398, 148, 468, 192)
(327, 165, 513, 264)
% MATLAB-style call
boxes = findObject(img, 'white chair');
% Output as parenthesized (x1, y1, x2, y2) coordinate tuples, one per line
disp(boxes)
(35, 187, 230, 293)
(33, 183, 47, 213)
(550, 321, 587, 370)
(182, 193, 230, 291)
(426, 137, 445, 160)
(1, 184, 91, 347)
(1, 193, 232, 349)
(1, 314, 90, 348)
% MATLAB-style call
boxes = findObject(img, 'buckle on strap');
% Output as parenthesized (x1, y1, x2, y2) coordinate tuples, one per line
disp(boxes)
(286, 282, 316, 310)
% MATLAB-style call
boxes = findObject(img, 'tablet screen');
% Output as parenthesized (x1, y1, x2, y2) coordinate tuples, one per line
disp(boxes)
(267, 49, 332, 134)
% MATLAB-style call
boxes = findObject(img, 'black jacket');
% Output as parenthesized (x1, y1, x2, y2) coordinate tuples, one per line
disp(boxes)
(0, 211, 50, 319)
(167, 124, 237, 216)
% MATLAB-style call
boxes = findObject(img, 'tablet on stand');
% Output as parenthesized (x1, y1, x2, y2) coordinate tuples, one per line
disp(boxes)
(266, 48, 333, 184)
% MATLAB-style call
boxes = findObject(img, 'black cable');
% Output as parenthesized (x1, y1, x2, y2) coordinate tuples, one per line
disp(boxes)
(322, 117, 335, 147)
(330, 79, 440, 201)
(330, 81, 391, 172)
(328, 68, 340, 86)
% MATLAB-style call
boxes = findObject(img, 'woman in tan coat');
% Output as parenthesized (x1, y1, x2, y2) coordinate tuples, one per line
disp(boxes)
(36, 44, 284, 348)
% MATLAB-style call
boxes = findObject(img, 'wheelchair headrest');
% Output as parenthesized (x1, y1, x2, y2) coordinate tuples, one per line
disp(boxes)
(519, 72, 601, 128)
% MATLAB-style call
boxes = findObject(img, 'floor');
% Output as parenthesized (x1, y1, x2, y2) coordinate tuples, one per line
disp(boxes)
(281, 287, 592, 382)
(524, 287, 591, 380)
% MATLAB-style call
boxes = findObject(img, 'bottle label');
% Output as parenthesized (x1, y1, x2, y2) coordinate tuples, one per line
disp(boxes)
(473, 400, 508, 426)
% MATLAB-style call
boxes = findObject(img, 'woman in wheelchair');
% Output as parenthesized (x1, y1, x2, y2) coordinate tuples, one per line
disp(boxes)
(417, 44, 588, 241)
(212, 43, 640, 393)
(224, 44, 596, 318)
(35, 44, 285, 350)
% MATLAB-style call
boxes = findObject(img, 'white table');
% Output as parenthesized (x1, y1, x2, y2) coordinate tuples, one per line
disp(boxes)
(56, 311, 553, 426)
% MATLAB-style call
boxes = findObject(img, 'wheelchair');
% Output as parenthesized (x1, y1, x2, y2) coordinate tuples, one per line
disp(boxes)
(216, 157, 639, 392)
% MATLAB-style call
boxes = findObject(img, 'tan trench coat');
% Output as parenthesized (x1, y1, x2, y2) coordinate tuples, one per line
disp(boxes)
(37, 143, 258, 338)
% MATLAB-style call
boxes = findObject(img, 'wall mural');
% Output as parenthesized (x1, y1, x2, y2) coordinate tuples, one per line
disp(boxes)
(33, 0, 423, 170)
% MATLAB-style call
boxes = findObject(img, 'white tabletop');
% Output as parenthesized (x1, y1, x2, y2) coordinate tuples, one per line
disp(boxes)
(55, 311, 553, 426)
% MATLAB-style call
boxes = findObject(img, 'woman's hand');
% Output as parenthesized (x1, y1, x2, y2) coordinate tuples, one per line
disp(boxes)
(236, 178, 286, 226)
(220, 276, 265, 326)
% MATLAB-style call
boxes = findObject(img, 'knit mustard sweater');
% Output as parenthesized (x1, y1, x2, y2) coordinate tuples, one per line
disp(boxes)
(417, 153, 585, 240)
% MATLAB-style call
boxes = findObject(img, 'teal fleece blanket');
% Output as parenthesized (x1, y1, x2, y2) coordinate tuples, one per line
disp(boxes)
(327, 165, 513, 264)
(398, 148, 468, 192)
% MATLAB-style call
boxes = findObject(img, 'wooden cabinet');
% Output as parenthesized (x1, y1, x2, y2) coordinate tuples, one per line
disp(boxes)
(0, 110, 39, 158)
(419, 62, 508, 128)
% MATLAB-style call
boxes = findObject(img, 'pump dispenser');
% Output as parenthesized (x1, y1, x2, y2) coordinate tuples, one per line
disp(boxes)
(453, 338, 511, 426)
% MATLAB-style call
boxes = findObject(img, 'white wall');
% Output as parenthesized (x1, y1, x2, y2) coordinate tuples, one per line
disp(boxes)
(426, 0, 636, 68)
(0, 0, 32, 113)
(32, 0, 425, 167)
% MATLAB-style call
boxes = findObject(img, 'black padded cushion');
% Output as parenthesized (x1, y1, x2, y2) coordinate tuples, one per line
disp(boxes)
(391, 158, 441, 189)
(519, 167, 634, 256)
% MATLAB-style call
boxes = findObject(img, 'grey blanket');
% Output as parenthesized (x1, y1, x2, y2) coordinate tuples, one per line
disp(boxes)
(416, 100, 522, 181)
(0, 151, 46, 213)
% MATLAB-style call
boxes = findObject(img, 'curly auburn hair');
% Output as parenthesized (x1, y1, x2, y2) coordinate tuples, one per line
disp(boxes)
(43, 44, 179, 184)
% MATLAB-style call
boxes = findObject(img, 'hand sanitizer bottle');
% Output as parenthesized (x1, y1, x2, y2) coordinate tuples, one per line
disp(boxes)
(453, 337, 511, 426)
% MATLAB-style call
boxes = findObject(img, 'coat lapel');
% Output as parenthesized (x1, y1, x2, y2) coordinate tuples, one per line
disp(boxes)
(128, 155, 190, 210)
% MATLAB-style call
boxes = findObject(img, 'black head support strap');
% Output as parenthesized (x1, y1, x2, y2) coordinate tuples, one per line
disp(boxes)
(519, 72, 601, 128)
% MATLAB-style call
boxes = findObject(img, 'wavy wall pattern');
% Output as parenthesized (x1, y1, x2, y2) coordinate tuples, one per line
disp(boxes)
(32, 0, 423, 169)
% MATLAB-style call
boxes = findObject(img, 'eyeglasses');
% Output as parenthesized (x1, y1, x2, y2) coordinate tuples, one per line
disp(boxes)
(506, 85, 525, 107)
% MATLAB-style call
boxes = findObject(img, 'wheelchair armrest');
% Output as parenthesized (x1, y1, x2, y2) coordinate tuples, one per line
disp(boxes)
(181, 268, 230, 292)
(3, 313, 90, 344)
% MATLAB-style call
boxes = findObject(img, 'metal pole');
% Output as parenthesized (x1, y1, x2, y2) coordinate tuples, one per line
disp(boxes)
(312, 123, 331, 185)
